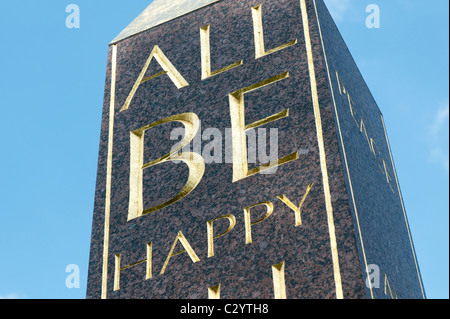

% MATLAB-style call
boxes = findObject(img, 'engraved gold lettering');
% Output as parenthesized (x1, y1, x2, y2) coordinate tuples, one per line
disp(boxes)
(200, 25, 243, 80)
(244, 201, 274, 244)
(359, 119, 372, 149)
(207, 214, 237, 258)
(208, 284, 221, 299)
(277, 183, 314, 226)
(335, 70, 346, 95)
(336, 69, 396, 194)
(120, 45, 189, 112)
(272, 261, 287, 299)
(383, 159, 395, 193)
(229, 72, 299, 183)
(370, 138, 385, 174)
(128, 113, 205, 221)
(361, 120, 394, 193)
(347, 93, 360, 128)
(336, 70, 359, 127)
(360, 120, 394, 193)
(114, 242, 152, 291)
(384, 274, 398, 299)
(160, 231, 200, 275)
(252, 4, 297, 59)
(207, 262, 287, 299)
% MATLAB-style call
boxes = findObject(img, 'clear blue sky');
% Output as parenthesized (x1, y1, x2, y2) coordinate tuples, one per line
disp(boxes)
(0, 0, 448, 299)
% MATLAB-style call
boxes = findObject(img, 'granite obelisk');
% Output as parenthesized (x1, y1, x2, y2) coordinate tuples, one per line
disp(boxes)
(87, 0, 425, 299)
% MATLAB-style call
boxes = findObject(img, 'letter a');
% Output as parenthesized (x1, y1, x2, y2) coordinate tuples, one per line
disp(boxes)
(121, 45, 189, 112)
(366, 4, 380, 29)
(65, 4, 80, 29)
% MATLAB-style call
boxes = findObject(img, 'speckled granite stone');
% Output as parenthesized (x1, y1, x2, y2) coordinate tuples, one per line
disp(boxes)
(86, 0, 425, 299)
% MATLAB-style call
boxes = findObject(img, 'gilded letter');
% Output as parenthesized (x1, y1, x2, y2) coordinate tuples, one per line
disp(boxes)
(128, 113, 205, 221)
(384, 274, 398, 299)
(335, 70, 346, 95)
(208, 284, 221, 299)
(382, 159, 395, 193)
(252, 4, 297, 59)
(277, 183, 314, 226)
(370, 138, 385, 174)
(200, 25, 243, 80)
(359, 119, 372, 149)
(272, 261, 287, 299)
(347, 93, 360, 128)
(244, 201, 274, 244)
(229, 72, 299, 182)
(208, 262, 287, 299)
(121, 45, 189, 112)
(207, 214, 237, 258)
(160, 231, 200, 275)
(114, 243, 152, 291)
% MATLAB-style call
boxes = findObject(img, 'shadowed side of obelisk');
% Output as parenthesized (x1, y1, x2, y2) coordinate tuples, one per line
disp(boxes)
(312, 0, 426, 299)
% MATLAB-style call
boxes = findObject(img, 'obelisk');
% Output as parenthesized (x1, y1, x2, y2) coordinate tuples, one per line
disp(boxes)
(87, 0, 425, 299)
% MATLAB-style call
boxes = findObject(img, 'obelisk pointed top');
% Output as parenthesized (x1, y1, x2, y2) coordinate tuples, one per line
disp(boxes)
(111, 0, 221, 44)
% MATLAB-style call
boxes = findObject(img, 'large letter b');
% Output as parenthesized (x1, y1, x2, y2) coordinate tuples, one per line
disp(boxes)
(128, 113, 205, 221)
